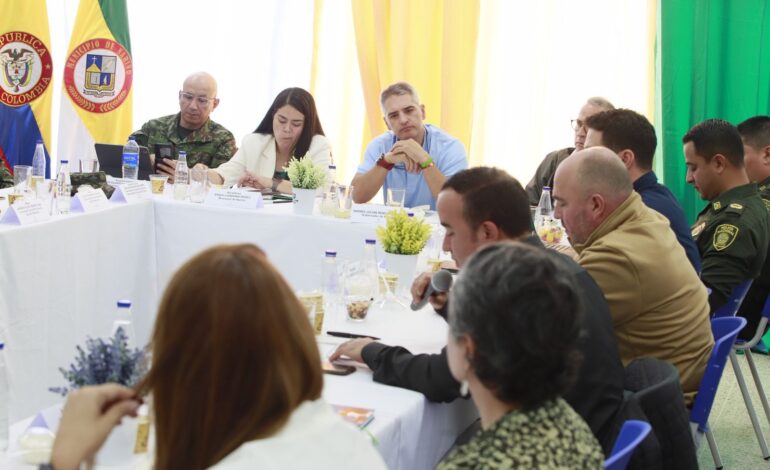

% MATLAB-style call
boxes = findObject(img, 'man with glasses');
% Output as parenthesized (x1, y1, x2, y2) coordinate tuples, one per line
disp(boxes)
(131, 72, 236, 182)
(525, 97, 614, 205)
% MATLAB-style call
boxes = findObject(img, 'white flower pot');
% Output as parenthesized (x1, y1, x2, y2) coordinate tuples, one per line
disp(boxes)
(383, 252, 419, 295)
(293, 188, 317, 215)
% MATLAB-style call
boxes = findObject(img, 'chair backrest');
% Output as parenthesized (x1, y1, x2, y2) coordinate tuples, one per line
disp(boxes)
(690, 316, 747, 432)
(712, 279, 753, 317)
(604, 420, 653, 470)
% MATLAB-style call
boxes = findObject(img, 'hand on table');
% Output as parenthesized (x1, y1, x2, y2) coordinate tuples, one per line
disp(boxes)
(411, 272, 448, 311)
(50, 384, 141, 470)
(328, 338, 376, 363)
(237, 172, 271, 190)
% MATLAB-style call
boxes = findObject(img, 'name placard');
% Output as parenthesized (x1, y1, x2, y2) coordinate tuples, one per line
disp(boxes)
(110, 181, 152, 203)
(350, 204, 396, 224)
(71, 189, 110, 213)
(0, 200, 50, 225)
(204, 189, 264, 210)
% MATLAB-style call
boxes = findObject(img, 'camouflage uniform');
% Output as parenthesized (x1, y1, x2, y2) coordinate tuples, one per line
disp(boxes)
(130, 113, 236, 168)
(691, 183, 770, 339)
(0, 164, 12, 189)
(70, 171, 115, 198)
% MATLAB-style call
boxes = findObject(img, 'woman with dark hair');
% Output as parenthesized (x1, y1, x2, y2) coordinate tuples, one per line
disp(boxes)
(437, 242, 604, 469)
(209, 87, 331, 192)
(48, 244, 385, 470)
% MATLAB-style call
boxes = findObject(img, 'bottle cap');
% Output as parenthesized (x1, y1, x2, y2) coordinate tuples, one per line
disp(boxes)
(117, 300, 132, 308)
(128, 136, 136, 142)
(36, 139, 43, 144)
(365, 239, 376, 244)
(543, 186, 551, 191)
(329, 165, 336, 169)
(0, 342, 4, 350)
(407, 212, 414, 217)
(324, 250, 337, 257)
(61, 160, 68, 164)
(179, 151, 187, 156)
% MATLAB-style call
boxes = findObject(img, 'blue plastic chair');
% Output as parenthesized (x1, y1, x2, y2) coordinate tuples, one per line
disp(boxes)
(603, 420, 652, 470)
(690, 316, 747, 469)
(711, 279, 753, 318)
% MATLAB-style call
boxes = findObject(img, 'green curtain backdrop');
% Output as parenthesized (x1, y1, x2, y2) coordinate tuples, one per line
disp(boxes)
(659, 0, 770, 223)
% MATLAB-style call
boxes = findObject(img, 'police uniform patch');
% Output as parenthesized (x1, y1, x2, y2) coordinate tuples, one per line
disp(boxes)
(729, 203, 743, 210)
(713, 201, 722, 211)
(713, 224, 739, 251)
(762, 198, 770, 211)
(692, 222, 706, 238)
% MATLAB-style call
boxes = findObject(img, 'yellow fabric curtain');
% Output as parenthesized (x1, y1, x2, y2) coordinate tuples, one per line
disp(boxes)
(349, 0, 480, 162)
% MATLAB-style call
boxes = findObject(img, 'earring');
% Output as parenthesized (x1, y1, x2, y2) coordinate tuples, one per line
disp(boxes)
(459, 380, 469, 397)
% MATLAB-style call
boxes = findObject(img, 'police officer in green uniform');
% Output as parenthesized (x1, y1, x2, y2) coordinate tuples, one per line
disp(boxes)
(130, 72, 236, 183)
(737, 115, 770, 344)
(684, 119, 770, 341)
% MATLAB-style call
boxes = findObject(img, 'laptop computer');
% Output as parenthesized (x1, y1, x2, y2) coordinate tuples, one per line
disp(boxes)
(94, 143, 152, 180)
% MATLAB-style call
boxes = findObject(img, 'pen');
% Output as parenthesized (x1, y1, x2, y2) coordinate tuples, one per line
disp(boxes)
(326, 331, 381, 341)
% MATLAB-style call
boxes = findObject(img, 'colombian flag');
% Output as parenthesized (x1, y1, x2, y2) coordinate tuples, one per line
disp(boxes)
(0, 0, 53, 178)
(59, 0, 132, 167)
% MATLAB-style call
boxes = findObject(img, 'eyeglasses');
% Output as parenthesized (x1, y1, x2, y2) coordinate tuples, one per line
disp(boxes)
(570, 119, 586, 131)
(179, 91, 216, 106)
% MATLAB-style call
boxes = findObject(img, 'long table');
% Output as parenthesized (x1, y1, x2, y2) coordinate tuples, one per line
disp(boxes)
(0, 195, 477, 469)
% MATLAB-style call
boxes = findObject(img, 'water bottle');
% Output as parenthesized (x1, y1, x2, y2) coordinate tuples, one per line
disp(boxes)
(363, 239, 380, 299)
(111, 300, 135, 349)
(325, 165, 337, 193)
(322, 250, 340, 315)
(122, 137, 140, 180)
(0, 342, 8, 451)
(31, 140, 46, 190)
(56, 160, 72, 214)
(174, 151, 189, 200)
(535, 186, 554, 229)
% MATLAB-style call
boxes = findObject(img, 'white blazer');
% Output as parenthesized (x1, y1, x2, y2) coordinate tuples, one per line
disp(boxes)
(214, 133, 332, 187)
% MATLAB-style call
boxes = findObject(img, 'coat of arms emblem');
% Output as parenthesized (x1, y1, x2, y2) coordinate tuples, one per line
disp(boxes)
(1, 48, 35, 92)
(83, 54, 116, 97)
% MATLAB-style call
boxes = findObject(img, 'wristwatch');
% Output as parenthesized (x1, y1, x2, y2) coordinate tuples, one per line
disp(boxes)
(376, 153, 394, 171)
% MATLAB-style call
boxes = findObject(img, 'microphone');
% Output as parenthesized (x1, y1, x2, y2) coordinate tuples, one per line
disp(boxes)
(410, 269, 454, 311)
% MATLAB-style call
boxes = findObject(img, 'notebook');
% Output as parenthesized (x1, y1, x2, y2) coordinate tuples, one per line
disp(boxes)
(94, 143, 153, 180)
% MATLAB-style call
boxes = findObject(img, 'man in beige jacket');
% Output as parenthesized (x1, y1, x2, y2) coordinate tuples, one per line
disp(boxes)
(553, 147, 713, 403)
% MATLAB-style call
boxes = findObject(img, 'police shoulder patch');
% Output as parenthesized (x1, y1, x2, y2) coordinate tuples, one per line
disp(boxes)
(713, 224, 739, 251)
(691, 222, 706, 238)
(762, 198, 770, 211)
(725, 203, 744, 215)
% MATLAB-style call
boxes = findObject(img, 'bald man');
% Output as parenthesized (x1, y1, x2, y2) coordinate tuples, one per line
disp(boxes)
(553, 147, 713, 404)
(525, 97, 615, 205)
(131, 72, 236, 182)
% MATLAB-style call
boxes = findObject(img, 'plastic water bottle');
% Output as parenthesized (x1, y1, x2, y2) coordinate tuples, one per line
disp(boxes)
(31, 140, 46, 189)
(56, 160, 72, 214)
(0, 342, 8, 451)
(122, 137, 140, 180)
(363, 239, 380, 299)
(322, 250, 340, 315)
(111, 300, 135, 349)
(325, 164, 337, 193)
(174, 151, 189, 200)
(535, 186, 554, 228)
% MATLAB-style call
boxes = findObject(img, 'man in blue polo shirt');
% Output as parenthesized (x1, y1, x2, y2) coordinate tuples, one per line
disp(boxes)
(584, 108, 701, 273)
(351, 82, 468, 209)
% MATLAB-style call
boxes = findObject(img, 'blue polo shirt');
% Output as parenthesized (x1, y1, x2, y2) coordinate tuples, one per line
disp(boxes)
(357, 124, 468, 209)
(634, 171, 702, 273)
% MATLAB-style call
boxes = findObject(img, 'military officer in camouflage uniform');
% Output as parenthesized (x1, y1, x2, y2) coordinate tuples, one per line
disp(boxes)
(736, 115, 770, 342)
(131, 72, 236, 183)
(684, 119, 770, 339)
(0, 164, 12, 189)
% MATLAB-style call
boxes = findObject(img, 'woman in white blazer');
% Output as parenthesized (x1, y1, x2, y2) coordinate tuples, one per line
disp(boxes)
(209, 87, 332, 192)
(48, 244, 386, 470)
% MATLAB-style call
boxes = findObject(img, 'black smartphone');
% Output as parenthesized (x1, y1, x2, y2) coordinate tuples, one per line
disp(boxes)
(154, 143, 175, 172)
(321, 361, 356, 376)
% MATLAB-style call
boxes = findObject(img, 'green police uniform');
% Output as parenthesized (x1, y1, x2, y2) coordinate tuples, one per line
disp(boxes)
(0, 164, 12, 189)
(130, 113, 236, 169)
(691, 183, 770, 329)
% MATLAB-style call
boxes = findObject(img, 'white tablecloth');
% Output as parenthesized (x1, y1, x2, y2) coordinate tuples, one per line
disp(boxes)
(0, 195, 476, 470)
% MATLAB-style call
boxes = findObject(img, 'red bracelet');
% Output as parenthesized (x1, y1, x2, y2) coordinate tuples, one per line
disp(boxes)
(376, 153, 394, 171)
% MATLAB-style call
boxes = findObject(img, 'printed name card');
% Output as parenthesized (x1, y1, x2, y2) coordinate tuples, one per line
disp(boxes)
(71, 189, 110, 213)
(350, 204, 396, 224)
(0, 200, 50, 225)
(110, 181, 152, 203)
(204, 189, 264, 210)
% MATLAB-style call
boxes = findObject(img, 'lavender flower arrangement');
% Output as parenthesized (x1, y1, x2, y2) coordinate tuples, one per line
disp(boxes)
(49, 327, 146, 396)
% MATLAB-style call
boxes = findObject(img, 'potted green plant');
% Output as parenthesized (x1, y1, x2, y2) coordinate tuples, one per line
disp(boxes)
(286, 156, 327, 215)
(376, 209, 431, 293)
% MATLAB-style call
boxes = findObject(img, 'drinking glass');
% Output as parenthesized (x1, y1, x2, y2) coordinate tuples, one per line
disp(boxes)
(13, 165, 31, 192)
(335, 184, 354, 219)
(79, 159, 99, 173)
(387, 188, 406, 207)
(343, 266, 375, 321)
(189, 167, 208, 203)
(150, 174, 168, 195)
